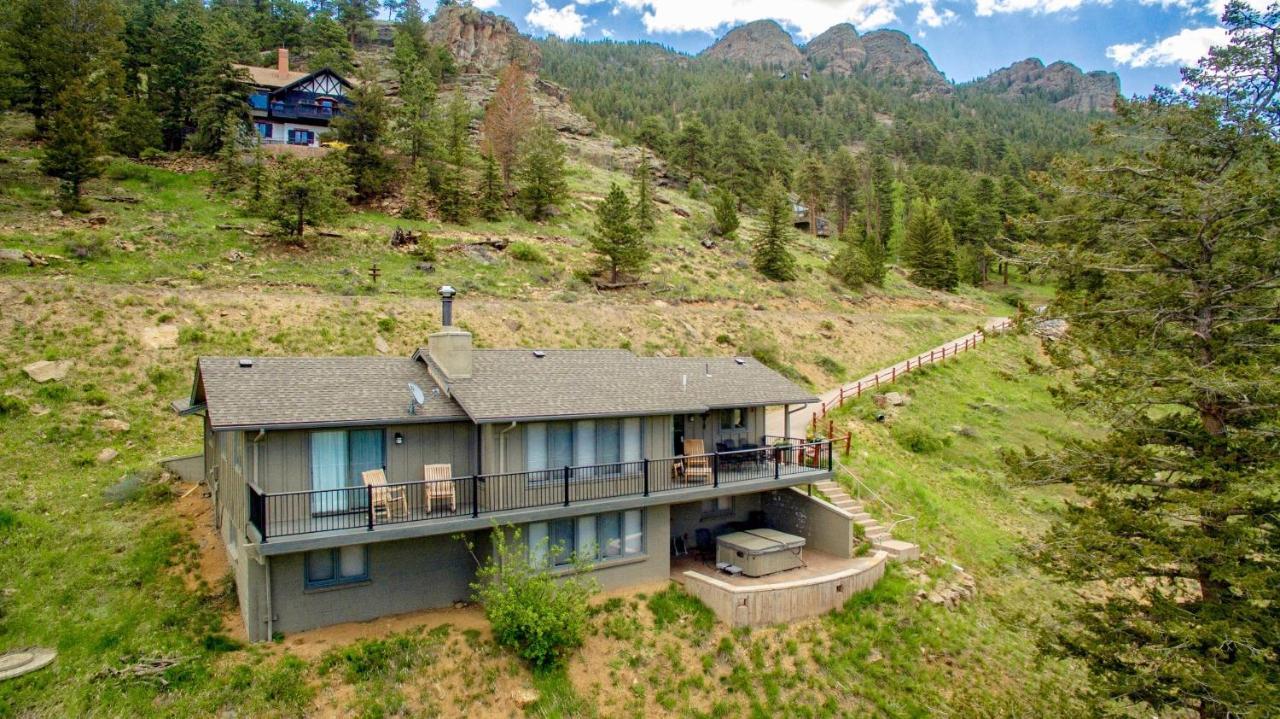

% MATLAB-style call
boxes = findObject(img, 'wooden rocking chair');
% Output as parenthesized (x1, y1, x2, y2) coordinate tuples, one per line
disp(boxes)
(361, 469, 407, 522)
(677, 439, 713, 484)
(423, 463, 457, 514)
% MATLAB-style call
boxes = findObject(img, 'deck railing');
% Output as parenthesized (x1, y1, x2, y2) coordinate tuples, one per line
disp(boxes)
(248, 439, 832, 541)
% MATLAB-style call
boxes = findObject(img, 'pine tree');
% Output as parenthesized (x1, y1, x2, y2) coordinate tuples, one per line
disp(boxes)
(482, 63, 533, 188)
(1011, 11, 1280, 715)
(396, 67, 437, 165)
(827, 222, 873, 289)
(796, 151, 828, 237)
(40, 80, 103, 213)
(109, 97, 163, 158)
(632, 152, 657, 234)
(264, 155, 353, 238)
(516, 123, 568, 221)
(863, 149, 895, 254)
(8, 0, 124, 136)
(828, 148, 860, 234)
(334, 73, 394, 201)
(213, 112, 251, 194)
(476, 153, 505, 221)
(590, 182, 647, 283)
(902, 198, 958, 291)
(303, 11, 356, 74)
(190, 60, 251, 155)
(711, 188, 739, 239)
(715, 122, 764, 208)
(753, 179, 797, 281)
(674, 117, 711, 179)
(435, 163, 469, 224)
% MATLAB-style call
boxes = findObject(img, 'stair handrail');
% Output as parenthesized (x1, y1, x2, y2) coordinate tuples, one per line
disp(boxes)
(835, 459, 916, 531)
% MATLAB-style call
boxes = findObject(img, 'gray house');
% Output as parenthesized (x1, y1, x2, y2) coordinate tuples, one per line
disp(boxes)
(179, 289, 837, 640)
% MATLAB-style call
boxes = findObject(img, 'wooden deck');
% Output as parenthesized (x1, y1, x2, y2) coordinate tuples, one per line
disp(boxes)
(673, 549, 887, 626)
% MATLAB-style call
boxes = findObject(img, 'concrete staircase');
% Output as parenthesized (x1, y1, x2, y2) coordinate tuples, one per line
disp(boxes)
(813, 479, 921, 562)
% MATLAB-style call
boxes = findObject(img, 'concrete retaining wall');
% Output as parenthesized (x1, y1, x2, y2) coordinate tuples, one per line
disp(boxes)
(681, 551, 887, 627)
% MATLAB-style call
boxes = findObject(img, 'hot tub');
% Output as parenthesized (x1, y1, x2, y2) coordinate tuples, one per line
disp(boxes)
(716, 529, 806, 577)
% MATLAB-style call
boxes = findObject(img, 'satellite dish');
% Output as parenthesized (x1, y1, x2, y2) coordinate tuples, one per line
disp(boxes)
(408, 382, 426, 415)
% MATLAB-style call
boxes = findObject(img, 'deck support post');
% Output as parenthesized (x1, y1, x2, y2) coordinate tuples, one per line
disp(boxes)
(643, 459, 650, 496)
(563, 466, 571, 506)
(366, 485, 374, 532)
(471, 476, 479, 518)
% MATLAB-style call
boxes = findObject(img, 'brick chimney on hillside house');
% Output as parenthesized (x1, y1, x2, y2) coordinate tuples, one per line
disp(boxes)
(427, 286, 473, 382)
(277, 48, 289, 79)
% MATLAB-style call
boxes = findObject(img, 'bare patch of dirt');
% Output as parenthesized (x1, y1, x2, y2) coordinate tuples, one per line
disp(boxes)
(272, 605, 491, 662)
(171, 480, 247, 642)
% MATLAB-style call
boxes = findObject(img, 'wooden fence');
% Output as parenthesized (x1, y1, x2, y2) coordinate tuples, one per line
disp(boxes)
(811, 319, 1015, 434)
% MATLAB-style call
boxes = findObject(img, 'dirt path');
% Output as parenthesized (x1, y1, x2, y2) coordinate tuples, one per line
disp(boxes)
(766, 317, 1013, 438)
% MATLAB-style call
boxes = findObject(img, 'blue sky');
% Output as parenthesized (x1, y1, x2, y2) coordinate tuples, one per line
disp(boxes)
(434, 0, 1259, 96)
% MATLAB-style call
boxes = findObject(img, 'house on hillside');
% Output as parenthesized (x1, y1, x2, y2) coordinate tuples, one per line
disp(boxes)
(233, 48, 353, 148)
(176, 288, 892, 640)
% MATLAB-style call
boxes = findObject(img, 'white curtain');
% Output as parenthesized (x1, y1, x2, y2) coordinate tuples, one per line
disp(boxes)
(576, 516, 597, 559)
(525, 423, 547, 473)
(623, 510, 642, 555)
(527, 522, 548, 568)
(622, 418, 642, 463)
(574, 420, 596, 468)
(337, 545, 365, 579)
(310, 430, 348, 514)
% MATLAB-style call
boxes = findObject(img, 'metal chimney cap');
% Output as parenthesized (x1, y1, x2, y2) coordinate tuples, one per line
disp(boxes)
(438, 285, 457, 299)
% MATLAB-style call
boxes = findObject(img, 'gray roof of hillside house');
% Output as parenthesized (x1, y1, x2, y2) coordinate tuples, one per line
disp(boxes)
(414, 349, 817, 423)
(194, 357, 467, 431)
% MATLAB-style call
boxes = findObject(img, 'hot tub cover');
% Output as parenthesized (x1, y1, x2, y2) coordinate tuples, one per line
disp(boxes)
(717, 529, 806, 555)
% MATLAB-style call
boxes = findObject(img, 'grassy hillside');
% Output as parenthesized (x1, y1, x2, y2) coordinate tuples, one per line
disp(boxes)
(0, 99, 1078, 716)
(0, 323, 1088, 716)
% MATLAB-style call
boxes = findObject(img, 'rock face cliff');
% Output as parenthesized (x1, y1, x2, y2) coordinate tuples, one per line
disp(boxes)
(701, 19, 804, 67)
(975, 58, 1119, 112)
(426, 5, 541, 73)
(803, 24, 865, 77)
(860, 30, 949, 92)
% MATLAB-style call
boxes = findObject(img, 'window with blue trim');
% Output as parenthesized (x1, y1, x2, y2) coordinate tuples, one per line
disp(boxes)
(255, 122, 272, 139)
(304, 545, 368, 589)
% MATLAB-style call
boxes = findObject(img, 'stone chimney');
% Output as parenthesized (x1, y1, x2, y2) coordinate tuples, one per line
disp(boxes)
(277, 48, 289, 78)
(427, 286, 472, 380)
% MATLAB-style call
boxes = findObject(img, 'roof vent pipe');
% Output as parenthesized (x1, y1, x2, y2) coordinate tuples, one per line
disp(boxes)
(438, 285, 456, 327)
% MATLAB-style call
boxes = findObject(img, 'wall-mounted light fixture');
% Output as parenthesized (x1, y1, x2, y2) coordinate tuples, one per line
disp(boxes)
(394, 432, 404, 445)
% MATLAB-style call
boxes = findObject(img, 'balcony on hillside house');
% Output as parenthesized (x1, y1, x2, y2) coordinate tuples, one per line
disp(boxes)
(247, 439, 833, 550)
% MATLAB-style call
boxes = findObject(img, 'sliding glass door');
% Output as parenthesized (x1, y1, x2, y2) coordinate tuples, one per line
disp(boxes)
(310, 428, 384, 514)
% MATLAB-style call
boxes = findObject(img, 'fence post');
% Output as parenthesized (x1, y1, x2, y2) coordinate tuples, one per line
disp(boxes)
(471, 475, 479, 518)
(367, 486, 374, 532)
(856, 380, 861, 396)
(774, 447, 781, 480)
(839, 386, 845, 405)
(844, 433, 852, 455)
(827, 442, 833, 472)
(563, 466, 571, 507)
(827, 419, 833, 438)
(643, 459, 650, 497)
(712, 452, 720, 487)
(892, 366, 896, 381)
(931, 349, 935, 362)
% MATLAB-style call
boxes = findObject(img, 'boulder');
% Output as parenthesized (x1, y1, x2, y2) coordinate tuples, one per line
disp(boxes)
(701, 20, 803, 67)
(374, 336, 390, 354)
(23, 360, 72, 383)
(98, 419, 130, 433)
(140, 325, 179, 350)
(96, 448, 119, 464)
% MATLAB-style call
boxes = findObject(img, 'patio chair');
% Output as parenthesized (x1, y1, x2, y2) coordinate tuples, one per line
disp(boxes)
(361, 469, 407, 522)
(678, 439, 713, 483)
(423, 463, 456, 514)
(716, 440, 750, 469)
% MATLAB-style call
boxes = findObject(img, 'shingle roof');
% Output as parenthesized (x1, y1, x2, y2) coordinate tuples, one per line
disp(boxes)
(414, 349, 817, 423)
(637, 357, 817, 409)
(232, 64, 311, 89)
(195, 357, 467, 431)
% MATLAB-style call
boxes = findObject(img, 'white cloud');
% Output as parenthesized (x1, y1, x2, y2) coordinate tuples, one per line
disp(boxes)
(613, 0, 903, 38)
(471, 0, 502, 9)
(1105, 25, 1227, 67)
(973, 0, 1094, 17)
(526, 0, 591, 37)
(601, 27, 615, 37)
(917, 1, 958, 26)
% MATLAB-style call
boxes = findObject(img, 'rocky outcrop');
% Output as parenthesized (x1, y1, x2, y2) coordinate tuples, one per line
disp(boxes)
(974, 58, 1118, 112)
(701, 19, 803, 67)
(426, 5, 541, 74)
(861, 30, 949, 93)
(804, 24, 865, 76)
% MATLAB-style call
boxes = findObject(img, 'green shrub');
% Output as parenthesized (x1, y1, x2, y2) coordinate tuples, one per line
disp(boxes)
(0, 395, 27, 417)
(890, 422, 950, 453)
(815, 355, 846, 377)
(508, 241, 546, 263)
(647, 584, 716, 636)
(469, 528, 598, 669)
(64, 234, 108, 261)
(376, 316, 396, 335)
(319, 631, 440, 683)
